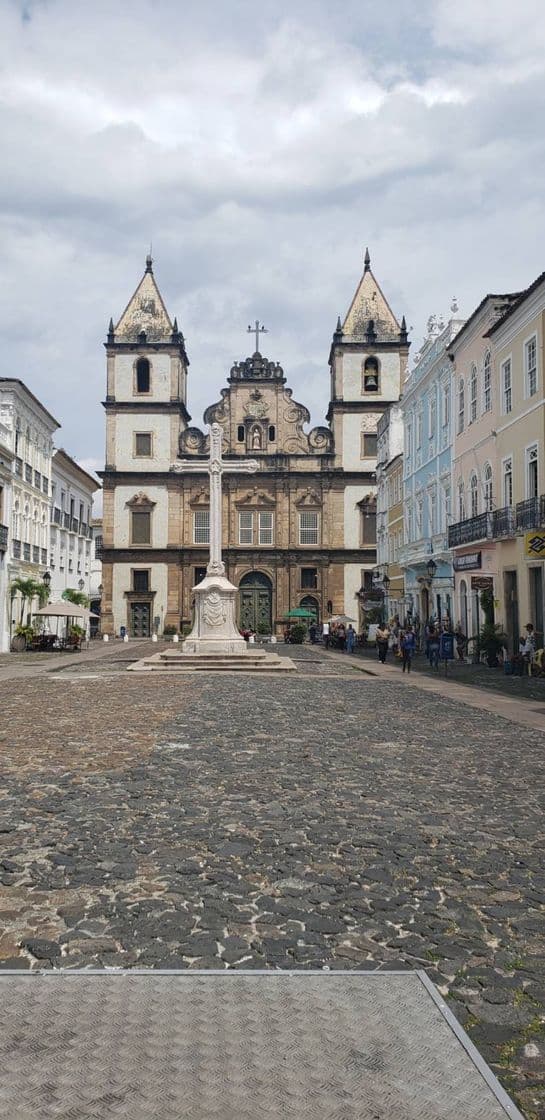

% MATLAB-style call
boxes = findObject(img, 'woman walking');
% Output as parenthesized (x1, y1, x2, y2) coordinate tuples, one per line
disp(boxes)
(400, 626, 416, 673)
(376, 622, 390, 664)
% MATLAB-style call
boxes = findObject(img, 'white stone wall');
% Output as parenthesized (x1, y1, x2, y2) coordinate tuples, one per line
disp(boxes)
(344, 562, 365, 621)
(342, 414, 382, 471)
(114, 413, 173, 471)
(50, 456, 96, 602)
(112, 562, 169, 634)
(113, 484, 169, 548)
(342, 352, 401, 401)
(114, 353, 172, 402)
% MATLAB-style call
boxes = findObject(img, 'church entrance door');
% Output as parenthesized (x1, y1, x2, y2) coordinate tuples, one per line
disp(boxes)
(238, 572, 273, 634)
(130, 602, 151, 638)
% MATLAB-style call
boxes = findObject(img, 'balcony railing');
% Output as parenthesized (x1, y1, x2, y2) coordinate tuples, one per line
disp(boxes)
(491, 506, 516, 539)
(516, 496, 545, 531)
(0, 524, 7, 552)
(448, 512, 491, 548)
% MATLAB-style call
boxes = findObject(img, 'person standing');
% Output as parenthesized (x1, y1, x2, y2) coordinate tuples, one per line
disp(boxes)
(454, 624, 466, 662)
(309, 621, 317, 644)
(376, 622, 390, 664)
(428, 624, 440, 671)
(401, 626, 416, 673)
(322, 620, 330, 649)
(346, 624, 356, 654)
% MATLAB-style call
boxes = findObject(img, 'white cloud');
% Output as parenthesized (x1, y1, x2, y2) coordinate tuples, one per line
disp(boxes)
(0, 0, 544, 461)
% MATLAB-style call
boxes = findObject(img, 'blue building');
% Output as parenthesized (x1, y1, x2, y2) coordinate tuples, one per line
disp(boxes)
(400, 313, 465, 626)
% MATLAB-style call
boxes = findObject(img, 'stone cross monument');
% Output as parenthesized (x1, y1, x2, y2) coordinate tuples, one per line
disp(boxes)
(171, 424, 258, 655)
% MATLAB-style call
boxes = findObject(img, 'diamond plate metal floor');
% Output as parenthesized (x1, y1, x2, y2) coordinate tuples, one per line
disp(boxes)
(0, 970, 523, 1119)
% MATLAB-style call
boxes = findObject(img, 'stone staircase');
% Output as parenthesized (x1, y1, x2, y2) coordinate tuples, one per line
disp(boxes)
(128, 648, 296, 673)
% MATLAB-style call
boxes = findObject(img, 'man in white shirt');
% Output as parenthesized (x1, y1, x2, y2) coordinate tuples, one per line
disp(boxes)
(322, 621, 330, 649)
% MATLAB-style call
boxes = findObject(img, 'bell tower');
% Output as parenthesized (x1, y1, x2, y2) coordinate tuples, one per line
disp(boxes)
(327, 247, 409, 471)
(100, 255, 190, 636)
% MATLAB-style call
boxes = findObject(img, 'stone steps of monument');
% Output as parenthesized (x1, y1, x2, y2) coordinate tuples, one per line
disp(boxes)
(128, 652, 296, 673)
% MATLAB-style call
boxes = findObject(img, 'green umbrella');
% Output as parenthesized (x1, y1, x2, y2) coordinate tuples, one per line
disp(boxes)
(284, 608, 317, 619)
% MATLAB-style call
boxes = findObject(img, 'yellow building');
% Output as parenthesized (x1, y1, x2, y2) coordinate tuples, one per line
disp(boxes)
(487, 271, 545, 650)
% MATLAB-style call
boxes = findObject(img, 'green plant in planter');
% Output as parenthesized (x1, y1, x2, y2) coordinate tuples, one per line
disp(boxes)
(289, 622, 307, 644)
(163, 623, 178, 636)
(14, 623, 35, 642)
(477, 622, 508, 668)
(69, 624, 86, 640)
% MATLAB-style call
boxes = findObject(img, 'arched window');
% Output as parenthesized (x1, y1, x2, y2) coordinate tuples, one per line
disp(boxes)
(483, 464, 493, 512)
(12, 499, 20, 539)
(135, 357, 150, 394)
(469, 364, 477, 423)
(458, 378, 465, 433)
(469, 472, 478, 518)
(363, 356, 380, 392)
(457, 480, 465, 521)
(268, 425, 276, 442)
(237, 425, 245, 443)
(483, 350, 492, 412)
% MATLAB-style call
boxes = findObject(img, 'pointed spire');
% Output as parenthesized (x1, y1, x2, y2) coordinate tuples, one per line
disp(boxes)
(107, 317, 115, 343)
(333, 315, 343, 341)
(399, 315, 408, 343)
(364, 246, 371, 273)
(171, 317, 179, 342)
(145, 252, 153, 273)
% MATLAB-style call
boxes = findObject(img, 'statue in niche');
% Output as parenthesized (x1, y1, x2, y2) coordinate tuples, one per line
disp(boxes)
(251, 426, 262, 450)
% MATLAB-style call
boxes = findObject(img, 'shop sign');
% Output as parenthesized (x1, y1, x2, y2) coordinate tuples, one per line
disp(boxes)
(471, 576, 494, 591)
(453, 552, 482, 571)
(525, 531, 545, 558)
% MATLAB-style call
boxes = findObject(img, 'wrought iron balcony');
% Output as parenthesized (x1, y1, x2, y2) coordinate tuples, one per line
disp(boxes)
(448, 512, 491, 548)
(516, 497, 542, 531)
(491, 506, 516, 539)
(0, 524, 7, 552)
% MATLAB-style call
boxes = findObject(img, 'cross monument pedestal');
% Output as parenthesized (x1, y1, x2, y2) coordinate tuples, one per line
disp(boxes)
(171, 423, 258, 656)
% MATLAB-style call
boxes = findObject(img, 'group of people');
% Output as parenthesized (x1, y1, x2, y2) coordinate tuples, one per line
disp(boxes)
(375, 615, 456, 673)
(315, 620, 357, 653)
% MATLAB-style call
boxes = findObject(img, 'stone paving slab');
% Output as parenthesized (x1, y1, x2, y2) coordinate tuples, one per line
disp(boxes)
(0, 971, 523, 1119)
(0, 647, 544, 1117)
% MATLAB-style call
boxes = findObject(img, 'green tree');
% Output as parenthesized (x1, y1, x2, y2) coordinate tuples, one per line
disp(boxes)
(62, 588, 89, 608)
(10, 577, 43, 625)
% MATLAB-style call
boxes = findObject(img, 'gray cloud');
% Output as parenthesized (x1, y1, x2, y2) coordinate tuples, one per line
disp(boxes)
(1, 0, 544, 463)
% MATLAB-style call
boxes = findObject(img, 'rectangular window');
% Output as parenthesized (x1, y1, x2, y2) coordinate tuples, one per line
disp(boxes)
(416, 412, 423, 449)
(132, 569, 150, 592)
(469, 375, 477, 423)
(361, 509, 376, 545)
(527, 445, 538, 498)
(134, 432, 153, 457)
(483, 361, 491, 413)
(361, 433, 377, 458)
(238, 511, 254, 544)
(429, 397, 436, 438)
(258, 511, 273, 544)
(94, 534, 103, 557)
(131, 511, 151, 545)
(193, 509, 210, 544)
(42, 476, 49, 495)
(301, 567, 318, 589)
(442, 384, 450, 427)
(525, 337, 537, 397)
(502, 359, 512, 414)
(415, 498, 423, 538)
(299, 511, 318, 545)
(503, 457, 513, 507)
(429, 491, 437, 534)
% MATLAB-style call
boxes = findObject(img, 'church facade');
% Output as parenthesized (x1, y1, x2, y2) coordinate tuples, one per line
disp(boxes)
(99, 251, 408, 637)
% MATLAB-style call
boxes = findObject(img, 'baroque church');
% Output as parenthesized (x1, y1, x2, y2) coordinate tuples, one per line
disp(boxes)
(99, 250, 409, 637)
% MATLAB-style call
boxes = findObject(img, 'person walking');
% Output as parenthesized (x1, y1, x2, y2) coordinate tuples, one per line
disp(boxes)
(454, 624, 466, 662)
(337, 623, 346, 651)
(428, 624, 440, 671)
(309, 621, 317, 644)
(346, 624, 356, 654)
(401, 626, 416, 673)
(376, 622, 390, 664)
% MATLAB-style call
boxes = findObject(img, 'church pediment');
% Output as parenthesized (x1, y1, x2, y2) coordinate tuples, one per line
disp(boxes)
(235, 488, 276, 509)
(295, 489, 322, 508)
(125, 491, 156, 509)
(189, 486, 210, 507)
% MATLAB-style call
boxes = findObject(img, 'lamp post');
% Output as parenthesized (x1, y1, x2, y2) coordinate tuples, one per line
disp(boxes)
(382, 573, 390, 622)
(426, 559, 436, 622)
(42, 570, 51, 604)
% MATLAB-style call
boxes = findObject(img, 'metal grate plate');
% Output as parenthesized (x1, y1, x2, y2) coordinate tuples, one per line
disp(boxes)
(0, 970, 523, 1119)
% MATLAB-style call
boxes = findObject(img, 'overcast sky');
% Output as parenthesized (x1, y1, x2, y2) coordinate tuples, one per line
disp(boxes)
(2, 0, 545, 484)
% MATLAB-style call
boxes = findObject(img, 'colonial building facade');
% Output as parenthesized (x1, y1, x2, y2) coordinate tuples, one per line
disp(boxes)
(100, 251, 408, 637)
(49, 449, 99, 603)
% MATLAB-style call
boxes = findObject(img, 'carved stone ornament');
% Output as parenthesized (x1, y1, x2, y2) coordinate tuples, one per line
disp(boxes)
(243, 388, 269, 419)
(360, 413, 381, 433)
(189, 486, 210, 507)
(202, 592, 227, 628)
(295, 489, 322, 508)
(179, 427, 206, 455)
(235, 489, 276, 509)
(125, 491, 157, 509)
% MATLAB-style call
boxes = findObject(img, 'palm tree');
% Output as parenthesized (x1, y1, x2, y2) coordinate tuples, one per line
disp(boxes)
(10, 577, 42, 625)
(62, 588, 90, 608)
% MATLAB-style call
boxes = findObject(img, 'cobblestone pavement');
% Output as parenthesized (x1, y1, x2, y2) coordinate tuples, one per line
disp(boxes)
(0, 645, 544, 1118)
(354, 645, 545, 702)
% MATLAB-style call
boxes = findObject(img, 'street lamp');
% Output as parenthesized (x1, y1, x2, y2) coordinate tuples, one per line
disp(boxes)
(42, 570, 51, 596)
(426, 559, 437, 580)
(382, 574, 391, 592)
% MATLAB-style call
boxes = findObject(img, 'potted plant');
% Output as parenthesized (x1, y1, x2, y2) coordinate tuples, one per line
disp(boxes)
(289, 622, 307, 644)
(11, 623, 35, 651)
(477, 622, 507, 668)
(68, 624, 86, 650)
